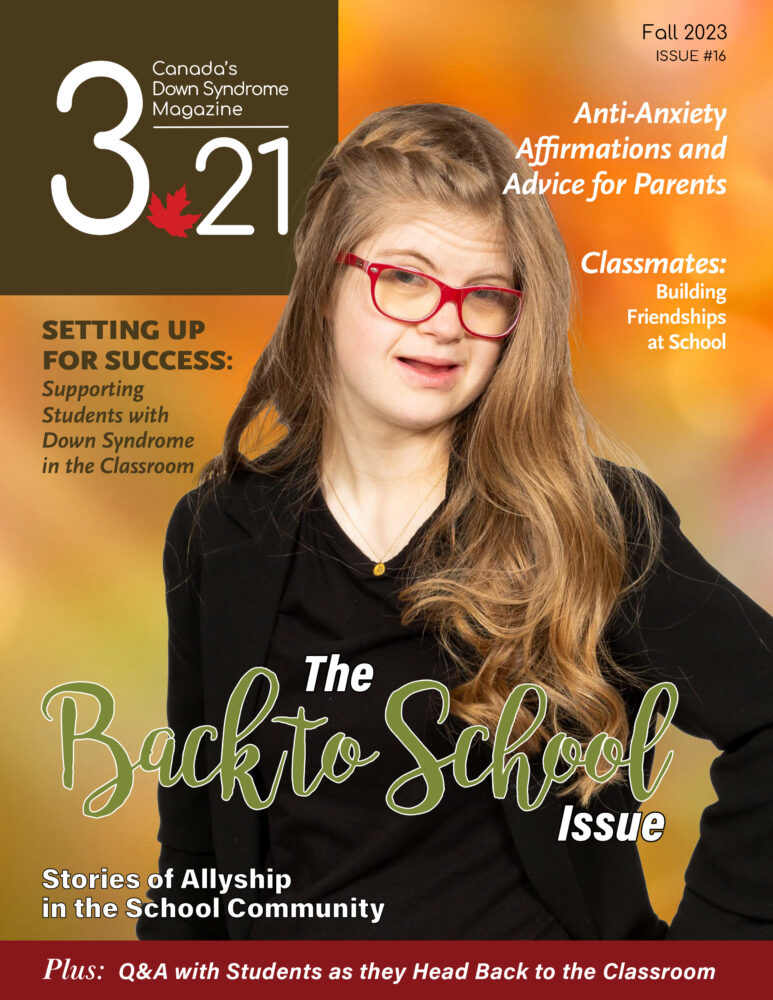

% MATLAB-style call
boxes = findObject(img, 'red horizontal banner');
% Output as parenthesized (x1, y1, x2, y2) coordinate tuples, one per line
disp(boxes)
(4, 940, 767, 997)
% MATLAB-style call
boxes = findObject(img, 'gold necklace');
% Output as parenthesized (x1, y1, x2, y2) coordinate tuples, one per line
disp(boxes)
(321, 469, 446, 576)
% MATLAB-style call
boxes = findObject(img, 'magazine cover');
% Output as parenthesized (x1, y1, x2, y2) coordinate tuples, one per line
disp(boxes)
(3, 0, 771, 994)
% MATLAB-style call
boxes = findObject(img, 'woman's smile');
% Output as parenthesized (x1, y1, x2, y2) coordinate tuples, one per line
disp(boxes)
(394, 353, 464, 386)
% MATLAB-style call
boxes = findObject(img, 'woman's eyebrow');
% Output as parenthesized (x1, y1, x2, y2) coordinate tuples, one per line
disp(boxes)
(378, 249, 435, 269)
(377, 249, 512, 285)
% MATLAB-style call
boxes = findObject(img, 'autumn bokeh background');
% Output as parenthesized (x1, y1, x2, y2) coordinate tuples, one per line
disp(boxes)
(2, 0, 771, 938)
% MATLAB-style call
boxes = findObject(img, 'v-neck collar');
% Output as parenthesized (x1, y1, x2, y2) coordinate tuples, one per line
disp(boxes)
(308, 485, 446, 576)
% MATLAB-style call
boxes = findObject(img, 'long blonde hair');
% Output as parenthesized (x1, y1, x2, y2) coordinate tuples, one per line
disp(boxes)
(203, 103, 662, 801)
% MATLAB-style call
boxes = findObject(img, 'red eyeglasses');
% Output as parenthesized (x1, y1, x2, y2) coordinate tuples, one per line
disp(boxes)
(335, 253, 523, 340)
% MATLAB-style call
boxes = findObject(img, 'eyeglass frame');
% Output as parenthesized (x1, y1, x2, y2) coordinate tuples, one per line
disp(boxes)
(335, 252, 524, 340)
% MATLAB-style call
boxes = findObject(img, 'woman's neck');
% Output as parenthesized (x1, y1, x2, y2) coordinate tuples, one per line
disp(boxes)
(319, 419, 450, 561)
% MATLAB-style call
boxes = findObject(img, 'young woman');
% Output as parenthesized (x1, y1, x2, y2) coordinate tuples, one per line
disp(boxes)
(138, 104, 773, 941)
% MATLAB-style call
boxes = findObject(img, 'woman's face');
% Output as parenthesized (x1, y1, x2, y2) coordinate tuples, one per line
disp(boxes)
(328, 204, 511, 439)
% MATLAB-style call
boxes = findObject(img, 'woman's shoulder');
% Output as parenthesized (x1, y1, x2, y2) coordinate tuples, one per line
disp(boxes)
(169, 464, 280, 516)
(593, 458, 687, 594)
(595, 457, 680, 529)
(166, 458, 303, 556)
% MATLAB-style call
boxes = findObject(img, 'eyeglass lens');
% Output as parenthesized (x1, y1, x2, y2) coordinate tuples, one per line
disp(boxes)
(373, 268, 519, 338)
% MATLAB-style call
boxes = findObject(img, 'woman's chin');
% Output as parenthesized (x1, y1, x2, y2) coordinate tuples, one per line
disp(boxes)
(380, 407, 459, 436)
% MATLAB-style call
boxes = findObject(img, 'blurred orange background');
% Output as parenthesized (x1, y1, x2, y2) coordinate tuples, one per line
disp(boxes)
(1, 0, 771, 938)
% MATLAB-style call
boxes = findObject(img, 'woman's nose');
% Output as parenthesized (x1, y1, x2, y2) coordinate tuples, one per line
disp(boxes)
(416, 300, 465, 340)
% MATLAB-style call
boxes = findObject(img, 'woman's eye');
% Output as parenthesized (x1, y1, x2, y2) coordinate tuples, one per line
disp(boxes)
(470, 288, 506, 304)
(386, 268, 424, 285)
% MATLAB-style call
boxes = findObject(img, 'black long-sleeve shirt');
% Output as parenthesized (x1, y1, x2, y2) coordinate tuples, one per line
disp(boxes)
(137, 461, 773, 940)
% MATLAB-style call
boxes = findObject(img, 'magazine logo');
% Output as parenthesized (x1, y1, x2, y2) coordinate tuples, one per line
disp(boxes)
(52, 62, 288, 240)
(2, 0, 337, 293)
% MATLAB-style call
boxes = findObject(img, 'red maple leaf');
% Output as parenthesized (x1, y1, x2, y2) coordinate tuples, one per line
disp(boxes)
(146, 184, 200, 238)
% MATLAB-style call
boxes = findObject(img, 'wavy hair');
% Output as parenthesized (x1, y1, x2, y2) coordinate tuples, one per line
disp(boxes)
(202, 103, 662, 802)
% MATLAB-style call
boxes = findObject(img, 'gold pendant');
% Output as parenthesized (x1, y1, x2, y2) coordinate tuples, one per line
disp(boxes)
(373, 562, 386, 576)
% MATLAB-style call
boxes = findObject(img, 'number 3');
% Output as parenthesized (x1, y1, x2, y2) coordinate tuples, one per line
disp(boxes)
(51, 60, 149, 235)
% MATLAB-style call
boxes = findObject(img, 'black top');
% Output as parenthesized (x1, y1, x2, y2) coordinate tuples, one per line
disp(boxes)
(256, 488, 569, 939)
(136, 461, 773, 941)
